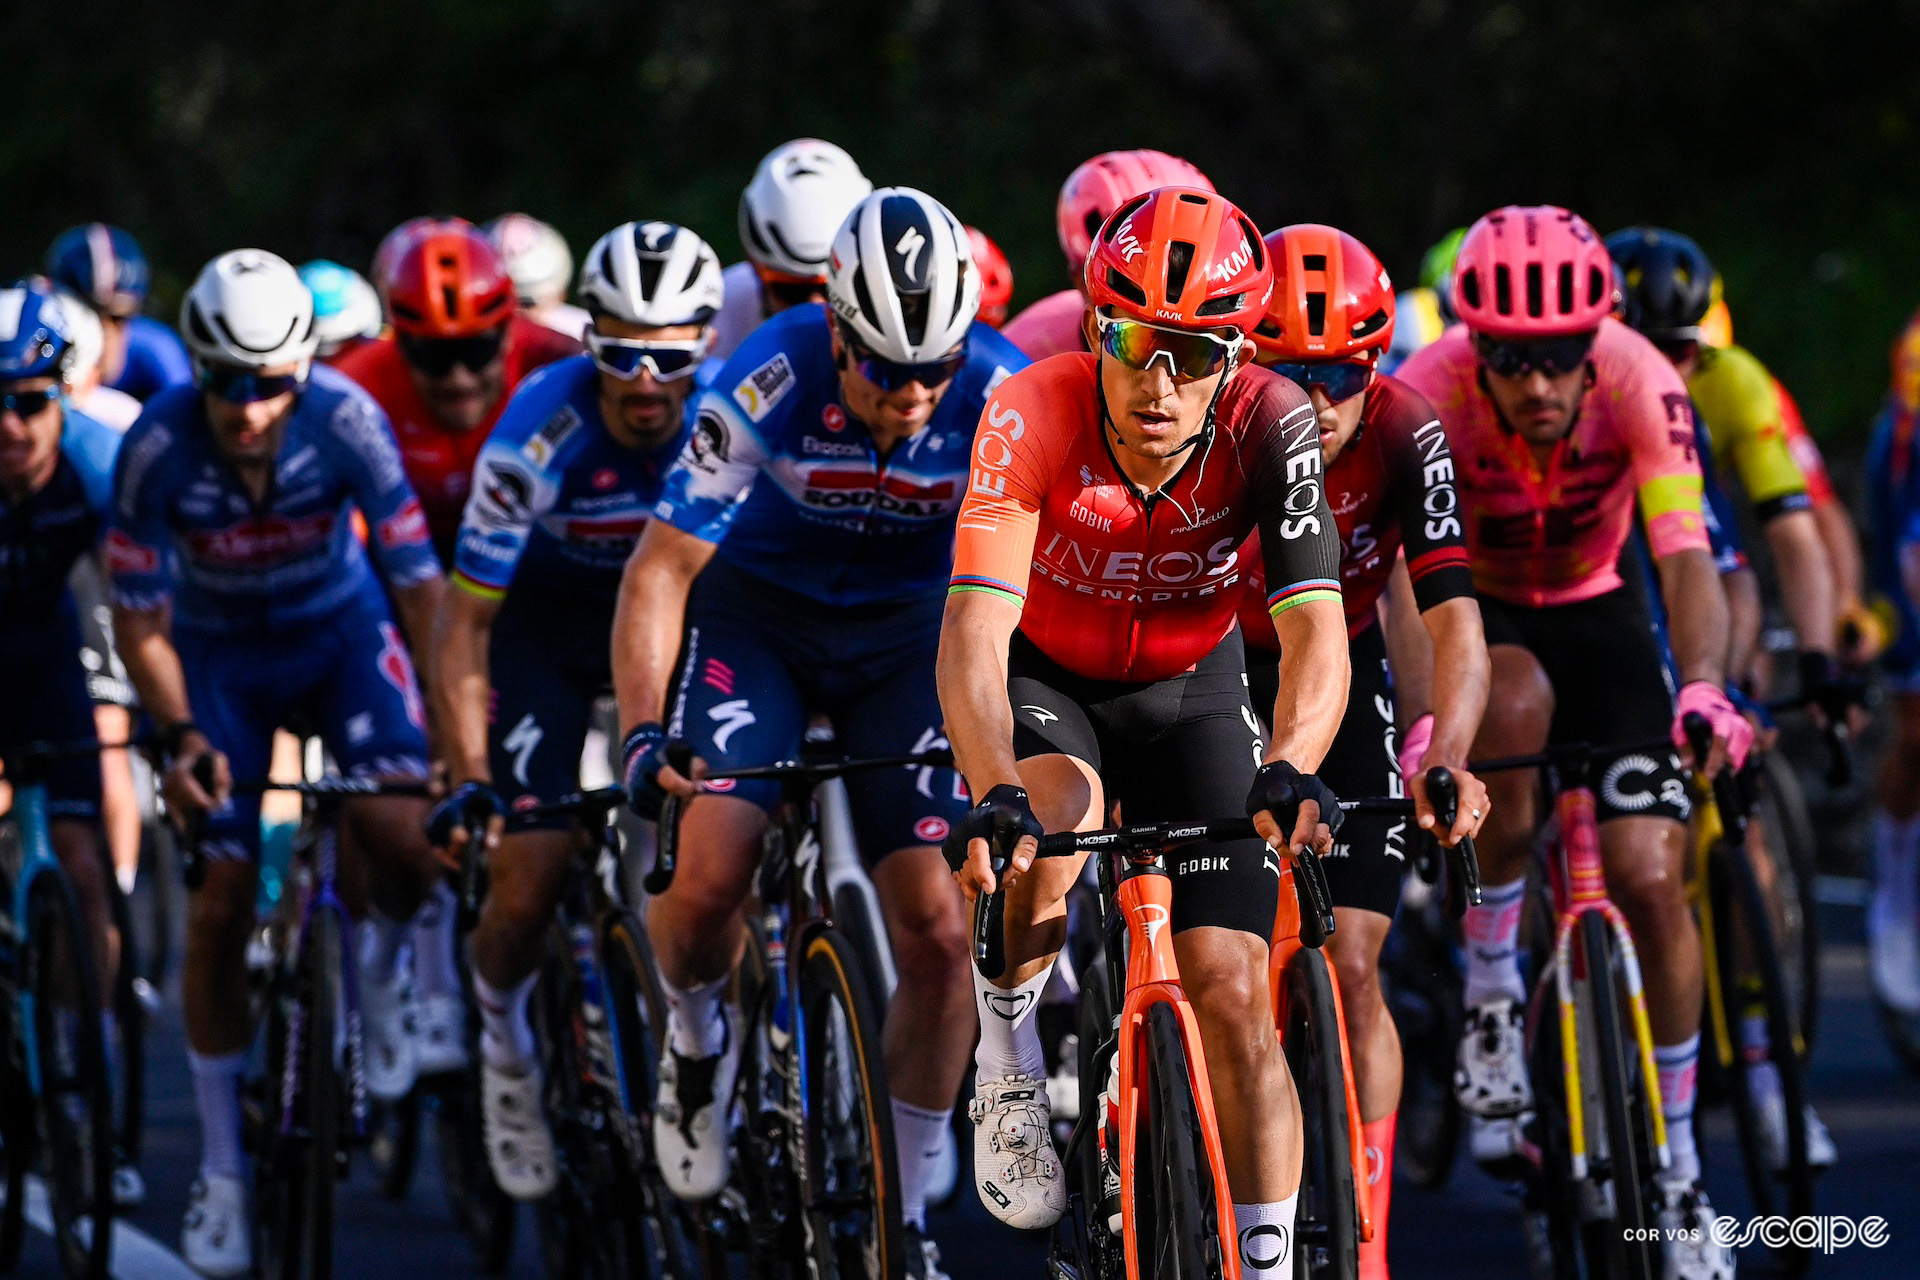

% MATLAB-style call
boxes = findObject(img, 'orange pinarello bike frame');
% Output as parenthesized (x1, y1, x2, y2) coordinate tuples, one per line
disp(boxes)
(1108, 859, 1243, 1278)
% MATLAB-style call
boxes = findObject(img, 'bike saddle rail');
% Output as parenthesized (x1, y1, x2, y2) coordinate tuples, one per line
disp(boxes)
(967, 767, 1479, 978)
(648, 746, 956, 896)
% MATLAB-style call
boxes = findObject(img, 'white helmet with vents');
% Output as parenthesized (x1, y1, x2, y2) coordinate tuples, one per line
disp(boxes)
(826, 187, 979, 363)
(738, 139, 872, 280)
(180, 249, 318, 369)
(578, 221, 723, 328)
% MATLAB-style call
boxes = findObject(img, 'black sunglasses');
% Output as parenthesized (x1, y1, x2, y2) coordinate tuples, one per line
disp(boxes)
(398, 327, 508, 377)
(837, 320, 967, 392)
(0, 387, 58, 418)
(1474, 331, 1597, 378)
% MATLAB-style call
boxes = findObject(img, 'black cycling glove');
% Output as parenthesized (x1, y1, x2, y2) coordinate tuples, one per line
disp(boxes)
(425, 780, 504, 848)
(621, 723, 684, 821)
(942, 783, 1043, 874)
(1244, 760, 1344, 844)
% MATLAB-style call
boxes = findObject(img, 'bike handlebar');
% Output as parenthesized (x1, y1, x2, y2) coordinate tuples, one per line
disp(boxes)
(1764, 687, 1856, 788)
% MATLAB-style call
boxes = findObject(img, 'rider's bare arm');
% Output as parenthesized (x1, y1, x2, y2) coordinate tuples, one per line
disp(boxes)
(433, 583, 504, 787)
(113, 602, 191, 730)
(1656, 545, 1730, 688)
(388, 576, 445, 721)
(1419, 596, 1490, 768)
(1379, 557, 1433, 729)
(1266, 598, 1348, 772)
(1724, 564, 1764, 687)
(610, 520, 719, 749)
(1765, 508, 1838, 658)
(936, 589, 1026, 802)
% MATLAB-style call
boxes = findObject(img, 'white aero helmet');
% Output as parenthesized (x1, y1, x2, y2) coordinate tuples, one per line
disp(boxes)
(827, 187, 980, 363)
(50, 286, 105, 382)
(738, 139, 873, 280)
(485, 213, 573, 309)
(181, 249, 318, 369)
(578, 221, 724, 328)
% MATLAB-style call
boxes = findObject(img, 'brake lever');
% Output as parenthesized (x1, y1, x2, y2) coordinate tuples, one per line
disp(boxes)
(642, 742, 697, 896)
(1423, 767, 1482, 919)
(968, 810, 1023, 979)
(1292, 841, 1336, 949)
(182, 754, 220, 892)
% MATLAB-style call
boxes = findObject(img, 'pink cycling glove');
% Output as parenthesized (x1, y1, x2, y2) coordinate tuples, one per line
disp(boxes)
(1671, 681, 1754, 772)
(1397, 713, 1435, 790)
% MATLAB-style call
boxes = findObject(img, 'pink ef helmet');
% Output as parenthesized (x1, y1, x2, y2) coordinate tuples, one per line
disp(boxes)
(1450, 205, 1616, 340)
(1055, 149, 1214, 279)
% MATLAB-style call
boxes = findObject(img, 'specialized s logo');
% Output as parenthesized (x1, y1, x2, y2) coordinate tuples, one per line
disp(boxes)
(707, 699, 757, 753)
(894, 225, 927, 280)
(503, 713, 543, 787)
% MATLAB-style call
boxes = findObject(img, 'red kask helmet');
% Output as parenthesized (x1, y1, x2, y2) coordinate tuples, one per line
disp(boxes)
(1451, 205, 1615, 340)
(384, 220, 516, 338)
(1083, 187, 1272, 336)
(1251, 224, 1396, 363)
(966, 226, 1014, 328)
(1056, 150, 1214, 279)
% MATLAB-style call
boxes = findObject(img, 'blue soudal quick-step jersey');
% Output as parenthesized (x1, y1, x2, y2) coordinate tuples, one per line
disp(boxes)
(453, 355, 689, 605)
(1868, 401, 1920, 608)
(107, 364, 441, 634)
(109, 315, 193, 402)
(654, 303, 1028, 606)
(2, 402, 123, 619)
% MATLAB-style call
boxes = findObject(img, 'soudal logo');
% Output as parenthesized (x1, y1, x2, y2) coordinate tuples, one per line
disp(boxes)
(185, 511, 337, 568)
(376, 498, 429, 551)
(803, 469, 956, 519)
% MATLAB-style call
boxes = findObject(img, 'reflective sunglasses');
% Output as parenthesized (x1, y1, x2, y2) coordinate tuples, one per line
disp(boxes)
(1096, 314, 1241, 382)
(397, 326, 508, 377)
(1653, 336, 1701, 364)
(1474, 330, 1597, 378)
(1262, 358, 1376, 404)
(586, 330, 710, 383)
(0, 387, 59, 418)
(838, 323, 968, 392)
(196, 362, 307, 405)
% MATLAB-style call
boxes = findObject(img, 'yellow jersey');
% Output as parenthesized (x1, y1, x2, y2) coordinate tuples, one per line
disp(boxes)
(1686, 343, 1811, 519)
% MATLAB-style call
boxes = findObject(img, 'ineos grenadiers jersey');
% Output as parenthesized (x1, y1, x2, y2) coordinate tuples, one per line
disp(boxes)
(654, 303, 1029, 606)
(1, 404, 123, 618)
(453, 356, 688, 605)
(107, 364, 441, 634)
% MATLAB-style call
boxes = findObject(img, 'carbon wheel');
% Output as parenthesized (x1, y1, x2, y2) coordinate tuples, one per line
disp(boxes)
(1283, 950, 1358, 1280)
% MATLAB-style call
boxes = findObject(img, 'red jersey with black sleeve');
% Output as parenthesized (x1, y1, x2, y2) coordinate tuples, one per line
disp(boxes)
(1236, 373, 1474, 651)
(949, 353, 1343, 683)
(335, 314, 580, 563)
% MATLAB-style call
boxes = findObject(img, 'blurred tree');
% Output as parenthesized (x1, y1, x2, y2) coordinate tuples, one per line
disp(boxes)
(6, 0, 1916, 440)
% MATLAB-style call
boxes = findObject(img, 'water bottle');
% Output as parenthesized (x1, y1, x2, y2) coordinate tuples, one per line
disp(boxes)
(1096, 1048, 1121, 1233)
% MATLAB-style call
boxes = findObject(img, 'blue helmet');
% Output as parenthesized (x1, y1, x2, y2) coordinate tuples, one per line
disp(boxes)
(298, 260, 384, 355)
(0, 280, 76, 380)
(45, 223, 151, 317)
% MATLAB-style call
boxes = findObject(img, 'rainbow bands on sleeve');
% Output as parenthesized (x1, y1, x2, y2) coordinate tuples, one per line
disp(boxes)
(948, 573, 1027, 607)
(1267, 578, 1342, 617)
(451, 569, 507, 601)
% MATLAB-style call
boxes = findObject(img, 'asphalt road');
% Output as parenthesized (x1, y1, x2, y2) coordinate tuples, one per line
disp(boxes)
(6, 902, 1916, 1279)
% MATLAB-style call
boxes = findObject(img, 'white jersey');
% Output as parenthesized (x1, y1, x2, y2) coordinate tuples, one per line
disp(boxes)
(528, 301, 591, 343)
(76, 384, 141, 432)
(709, 261, 770, 363)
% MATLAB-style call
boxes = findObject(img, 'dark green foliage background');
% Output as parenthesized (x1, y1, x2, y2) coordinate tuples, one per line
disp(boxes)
(11, 0, 1918, 442)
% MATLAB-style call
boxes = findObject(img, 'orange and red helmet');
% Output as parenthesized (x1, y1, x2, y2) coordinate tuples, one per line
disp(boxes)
(383, 220, 516, 339)
(1249, 225, 1395, 365)
(1083, 187, 1271, 337)
(966, 226, 1014, 328)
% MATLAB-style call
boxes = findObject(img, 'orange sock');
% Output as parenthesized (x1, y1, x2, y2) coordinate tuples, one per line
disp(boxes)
(1358, 1111, 1397, 1280)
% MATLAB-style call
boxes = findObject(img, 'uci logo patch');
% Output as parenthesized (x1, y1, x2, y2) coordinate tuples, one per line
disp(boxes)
(732, 352, 796, 422)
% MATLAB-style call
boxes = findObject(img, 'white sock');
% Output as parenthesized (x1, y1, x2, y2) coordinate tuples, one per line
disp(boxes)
(359, 909, 408, 990)
(1655, 1034, 1701, 1188)
(410, 884, 462, 1003)
(973, 964, 1051, 1082)
(891, 1097, 950, 1230)
(662, 975, 729, 1059)
(1871, 811, 1920, 935)
(473, 971, 538, 1071)
(1462, 876, 1529, 1008)
(1235, 1194, 1298, 1274)
(189, 1049, 247, 1181)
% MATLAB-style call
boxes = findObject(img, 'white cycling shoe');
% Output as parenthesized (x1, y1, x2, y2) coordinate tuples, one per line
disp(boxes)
(968, 1072, 1066, 1229)
(654, 1007, 741, 1201)
(482, 1060, 558, 1200)
(1868, 912, 1920, 1014)
(1657, 1182, 1736, 1280)
(360, 974, 419, 1102)
(413, 992, 470, 1076)
(1455, 997, 1533, 1117)
(182, 1175, 251, 1278)
(1747, 1067, 1837, 1172)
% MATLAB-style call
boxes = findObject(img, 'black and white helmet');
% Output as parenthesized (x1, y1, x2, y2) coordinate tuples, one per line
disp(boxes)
(578, 221, 724, 328)
(738, 139, 873, 280)
(180, 249, 318, 369)
(827, 188, 980, 363)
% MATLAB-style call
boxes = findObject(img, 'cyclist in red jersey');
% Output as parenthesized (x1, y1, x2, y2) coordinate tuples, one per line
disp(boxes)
(967, 225, 1015, 328)
(939, 187, 1347, 1274)
(1001, 149, 1213, 361)
(1397, 205, 1742, 1279)
(337, 220, 580, 563)
(1237, 225, 1490, 1280)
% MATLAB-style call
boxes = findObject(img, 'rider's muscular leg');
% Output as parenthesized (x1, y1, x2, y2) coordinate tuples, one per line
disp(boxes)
(51, 819, 119, 1005)
(873, 847, 974, 1111)
(645, 794, 765, 990)
(184, 859, 262, 1057)
(1599, 816, 1702, 1044)
(1877, 693, 1920, 820)
(1471, 646, 1554, 887)
(1328, 909, 1399, 1121)
(1179, 927, 1302, 1199)
(470, 831, 585, 989)
(340, 793, 440, 922)
(997, 754, 1104, 981)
